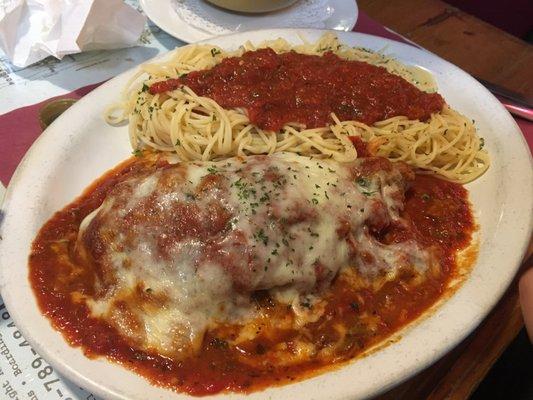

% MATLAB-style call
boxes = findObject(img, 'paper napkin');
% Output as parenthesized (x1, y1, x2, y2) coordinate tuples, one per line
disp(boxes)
(0, 0, 146, 67)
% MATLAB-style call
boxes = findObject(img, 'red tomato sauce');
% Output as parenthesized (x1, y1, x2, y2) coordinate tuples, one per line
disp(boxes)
(29, 158, 474, 396)
(348, 136, 371, 157)
(149, 49, 445, 131)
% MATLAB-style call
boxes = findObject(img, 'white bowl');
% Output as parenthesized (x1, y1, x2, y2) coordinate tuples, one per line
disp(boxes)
(205, 0, 299, 13)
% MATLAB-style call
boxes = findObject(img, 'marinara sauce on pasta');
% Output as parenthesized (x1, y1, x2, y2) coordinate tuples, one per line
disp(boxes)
(107, 34, 489, 182)
(149, 49, 445, 131)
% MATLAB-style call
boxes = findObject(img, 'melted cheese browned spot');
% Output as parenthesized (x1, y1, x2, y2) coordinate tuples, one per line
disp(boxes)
(75, 153, 433, 358)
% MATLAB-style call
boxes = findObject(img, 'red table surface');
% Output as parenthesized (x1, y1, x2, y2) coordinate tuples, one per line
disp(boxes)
(0, 12, 531, 186)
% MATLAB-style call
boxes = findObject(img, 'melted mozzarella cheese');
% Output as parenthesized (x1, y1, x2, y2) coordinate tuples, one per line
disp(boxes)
(77, 153, 431, 358)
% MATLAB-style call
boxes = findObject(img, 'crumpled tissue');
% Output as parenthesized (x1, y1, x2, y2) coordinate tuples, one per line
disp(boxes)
(0, 0, 146, 68)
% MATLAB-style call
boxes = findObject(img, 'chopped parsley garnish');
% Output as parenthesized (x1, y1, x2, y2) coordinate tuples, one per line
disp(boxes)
(232, 178, 256, 201)
(132, 149, 143, 157)
(479, 137, 485, 150)
(311, 198, 319, 205)
(207, 165, 218, 174)
(210, 48, 221, 57)
(226, 218, 238, 229)
(356, 177, 369, 187)
(357, 177, 376, 196)
(210, 338, 228, 349)
(300, 300, 312, 309)
(254, 229, 269, 245)
(259, 193, 270, 203)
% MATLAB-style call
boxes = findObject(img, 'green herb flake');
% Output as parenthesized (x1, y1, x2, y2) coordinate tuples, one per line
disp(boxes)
(356, 177, 369, 187)
(254, 229, 269, 246)
(300, 300, 312, 309)
(210, 338, 228, 349)
(259, 193, 270, 203)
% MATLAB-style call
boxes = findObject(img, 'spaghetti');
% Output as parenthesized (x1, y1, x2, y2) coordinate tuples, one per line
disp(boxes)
(106, 33, 489, 183)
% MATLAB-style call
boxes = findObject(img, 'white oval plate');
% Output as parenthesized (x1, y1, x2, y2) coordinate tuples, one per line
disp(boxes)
(140, 0, 358, 43)
(0, 29, 532, 400)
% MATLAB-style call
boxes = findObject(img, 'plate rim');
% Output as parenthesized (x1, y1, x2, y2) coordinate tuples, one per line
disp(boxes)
(139, 0, 359, 43)
(0, 28, 532, 400)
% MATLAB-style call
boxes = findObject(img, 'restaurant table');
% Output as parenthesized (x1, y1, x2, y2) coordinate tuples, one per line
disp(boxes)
(0, 1, 531, 399)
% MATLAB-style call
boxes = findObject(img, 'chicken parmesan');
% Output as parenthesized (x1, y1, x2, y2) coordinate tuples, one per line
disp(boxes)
(29, 152, 476, 395)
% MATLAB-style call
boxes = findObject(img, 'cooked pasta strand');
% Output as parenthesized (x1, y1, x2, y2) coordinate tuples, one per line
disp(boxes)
(105, 33, 489, 183)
